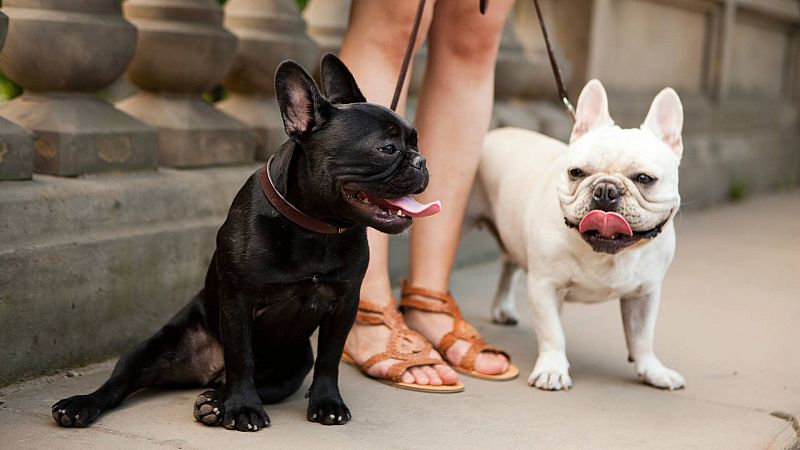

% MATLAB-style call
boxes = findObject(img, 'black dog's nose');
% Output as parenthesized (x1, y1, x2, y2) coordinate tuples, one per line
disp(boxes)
(410, 154, 426, 170)
(591, 181, 622, 211)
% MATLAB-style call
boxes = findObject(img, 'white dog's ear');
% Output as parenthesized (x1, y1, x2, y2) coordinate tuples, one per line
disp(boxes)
(570, 79, 614, 143)
(642, 88, 683, 158)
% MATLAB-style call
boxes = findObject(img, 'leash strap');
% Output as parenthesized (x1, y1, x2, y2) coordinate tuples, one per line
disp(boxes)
(390, 0, 427, 111)
(531, 0, 575, 121)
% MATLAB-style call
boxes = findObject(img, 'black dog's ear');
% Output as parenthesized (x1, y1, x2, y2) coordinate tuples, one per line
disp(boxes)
(320, 53, 366, 105)
(275, 60, 329, 139)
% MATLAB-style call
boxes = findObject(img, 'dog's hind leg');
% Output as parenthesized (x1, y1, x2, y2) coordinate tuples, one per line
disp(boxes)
(52, 295, 223, 428)
(491, 256, 522, 325)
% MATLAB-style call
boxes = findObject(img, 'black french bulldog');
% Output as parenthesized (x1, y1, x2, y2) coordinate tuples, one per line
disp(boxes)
(51, 54, 438, 431)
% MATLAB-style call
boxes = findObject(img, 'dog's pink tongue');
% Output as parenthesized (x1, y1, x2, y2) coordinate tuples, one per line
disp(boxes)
(384, 196, 441, 218)
(578, 210, 633, 238)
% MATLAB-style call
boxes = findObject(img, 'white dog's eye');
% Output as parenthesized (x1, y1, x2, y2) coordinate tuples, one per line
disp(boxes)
(378, 144, 397, 155)
(568, 168, 586, 179)
(634, 173, 656, 185)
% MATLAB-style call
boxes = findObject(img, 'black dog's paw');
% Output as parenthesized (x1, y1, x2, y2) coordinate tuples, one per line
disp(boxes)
(52, 395, 101, 428)
(222, 396, 269, 432)
(307, 397, 351, 425)
(194, 390, 224, 426)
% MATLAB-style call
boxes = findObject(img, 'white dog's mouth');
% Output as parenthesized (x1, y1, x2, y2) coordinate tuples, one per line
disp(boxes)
(565, 211, 669, 254)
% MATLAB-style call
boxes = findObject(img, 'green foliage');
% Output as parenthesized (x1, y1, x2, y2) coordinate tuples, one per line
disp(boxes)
(0, 73, 21, 101)
(203, 85, 228, 104)
(728, 177, 749, 202)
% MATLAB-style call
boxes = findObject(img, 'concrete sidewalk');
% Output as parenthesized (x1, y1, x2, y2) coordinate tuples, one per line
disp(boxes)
(1, 191, 798, 449)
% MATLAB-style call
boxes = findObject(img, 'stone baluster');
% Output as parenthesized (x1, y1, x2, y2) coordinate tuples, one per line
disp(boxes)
(118, 0, 256, 168)
(511, 0, 575, 98)
(219, 0, 319, 160)
(492, 2, 573, 138)
(0, 11, 34, 181)
(496, 14, 554, 101)
(303, 0, 351, 57)
(0, 0, 157, 177)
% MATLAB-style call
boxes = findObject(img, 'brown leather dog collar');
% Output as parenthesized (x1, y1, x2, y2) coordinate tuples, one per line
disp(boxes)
(260, 156, 350, 234)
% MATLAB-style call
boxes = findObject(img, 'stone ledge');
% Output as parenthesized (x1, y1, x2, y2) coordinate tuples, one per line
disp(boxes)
(0, 165, 260, 252)
(0, 166, 499, 386)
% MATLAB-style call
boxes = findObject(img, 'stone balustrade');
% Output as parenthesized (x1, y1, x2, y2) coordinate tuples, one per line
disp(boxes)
(118, 0, 256, 168)
(219, 0, 318, 160)
(0, 11, 34, 181)
(0, 0, 157, 177)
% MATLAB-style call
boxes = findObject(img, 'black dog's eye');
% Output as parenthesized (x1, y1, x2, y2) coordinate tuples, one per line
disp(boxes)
(634, 173, 656, 185)
(568, 168, 586, 179)
(378, 144, 397, 155)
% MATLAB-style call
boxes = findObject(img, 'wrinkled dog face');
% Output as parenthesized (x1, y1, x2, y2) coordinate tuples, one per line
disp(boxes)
(275, 54, 439, 234)
(558, 80, 684, 254)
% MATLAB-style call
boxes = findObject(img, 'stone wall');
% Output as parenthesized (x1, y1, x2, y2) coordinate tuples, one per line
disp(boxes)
(1, 0, 798, 385)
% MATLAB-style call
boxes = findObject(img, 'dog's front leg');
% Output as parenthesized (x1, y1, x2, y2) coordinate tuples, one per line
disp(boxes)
(527, 277, 572, 390)
(621, 289, 685, 390)
(218, 287, 270, 431)
(307, 293, 358, 425)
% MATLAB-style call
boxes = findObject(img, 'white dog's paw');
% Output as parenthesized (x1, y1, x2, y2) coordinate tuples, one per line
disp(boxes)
(635, 356, 685, 390)
(491, 305, 520, 326)
(527, 352, 572, 391)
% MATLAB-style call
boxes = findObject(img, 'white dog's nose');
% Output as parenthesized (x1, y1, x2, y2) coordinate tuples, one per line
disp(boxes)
(592, 181, 621, 211)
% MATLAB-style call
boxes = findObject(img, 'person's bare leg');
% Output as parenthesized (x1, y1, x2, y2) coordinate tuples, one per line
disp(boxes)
(404, 0, 515, 375)
(339, 0, 458, 386)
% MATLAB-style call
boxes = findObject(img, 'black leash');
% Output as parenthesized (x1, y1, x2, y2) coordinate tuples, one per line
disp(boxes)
(392, 0, 573, 122)
(531, 0, 575, 121)
(390, 0, 487, 111)
(390, 0, 427, 111)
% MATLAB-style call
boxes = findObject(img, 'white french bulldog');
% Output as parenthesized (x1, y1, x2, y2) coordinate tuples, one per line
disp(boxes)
(471, 80, 685, 390)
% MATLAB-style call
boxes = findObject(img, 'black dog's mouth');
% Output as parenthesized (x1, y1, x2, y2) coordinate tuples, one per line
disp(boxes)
(343, 188, 412, 222)
(342, 185, 440, 231)
(565, 218, 668, 254)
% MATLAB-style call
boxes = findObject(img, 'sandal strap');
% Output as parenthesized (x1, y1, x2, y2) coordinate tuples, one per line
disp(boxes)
(400, 281, 512, 371)
(399, 281, 464, 320)
(350, 298, 437, 383)
(356, 299, 401, 326)
(460, 342, 510, 372)
(385, 356, 443, 382)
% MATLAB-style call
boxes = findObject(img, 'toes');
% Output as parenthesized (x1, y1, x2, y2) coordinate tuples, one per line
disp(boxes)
(409, 367, 429, 385)
(193, 391, 224, 426)
(492, 308, 519, 326)
(527, 369, 572, 391)
(640, 367, 685, 390)
(420, 366, 442, 385)
(474, 352, 507, 375)
(307, 399, 351, 426)
(401, 371, 415, 384)
(52, 395, 100, 428)
(434, 364, 460, 385)
(222, 404, 268, 432)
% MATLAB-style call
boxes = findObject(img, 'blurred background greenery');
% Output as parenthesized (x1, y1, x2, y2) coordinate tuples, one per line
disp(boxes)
(0, 0, 310, 102)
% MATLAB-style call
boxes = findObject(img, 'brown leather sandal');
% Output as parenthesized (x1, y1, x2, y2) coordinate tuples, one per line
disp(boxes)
(400, 282, 519, 381)
(341, 299, 465, 393)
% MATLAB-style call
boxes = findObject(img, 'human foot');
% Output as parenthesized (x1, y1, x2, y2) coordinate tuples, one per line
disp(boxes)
(401, 284, 513, 377)
(343, 299, 459, 387)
